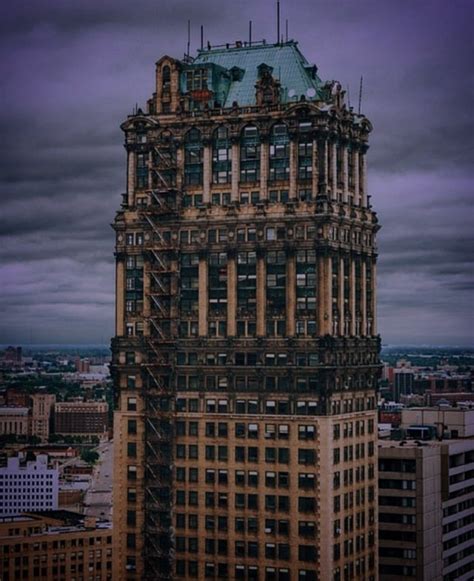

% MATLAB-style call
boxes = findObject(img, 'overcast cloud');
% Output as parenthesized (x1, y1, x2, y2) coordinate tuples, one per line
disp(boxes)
(0, 0, 473, 345)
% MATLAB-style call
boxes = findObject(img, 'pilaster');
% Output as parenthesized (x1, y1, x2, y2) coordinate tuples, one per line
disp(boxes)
(203, 142, 211, 203)
(260, 138, 269, 200)
(198, 255, 208, 336)
(231, 140, 240, 202)
(227, 252, 237, 336)
(289, 138, 298, 199)
(256, 253, 266, 336)
(286, 250, 296, 337)
(127, 151, 135, 206)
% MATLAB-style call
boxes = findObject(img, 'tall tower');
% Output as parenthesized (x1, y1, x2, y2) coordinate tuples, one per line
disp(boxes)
(112, 39, 380, 581)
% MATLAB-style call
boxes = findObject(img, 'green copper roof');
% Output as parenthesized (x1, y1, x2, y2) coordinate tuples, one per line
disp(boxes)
(193, 41, 323, 107)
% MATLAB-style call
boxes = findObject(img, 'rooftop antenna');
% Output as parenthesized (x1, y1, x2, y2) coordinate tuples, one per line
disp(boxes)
(358, 75, 363, 115)
(200, 25, 204, 50)
(277, 1, 281, 44)
(249, 20, 252, 46)
(285, 19, 288, 42)
(187, 19, 191, 58)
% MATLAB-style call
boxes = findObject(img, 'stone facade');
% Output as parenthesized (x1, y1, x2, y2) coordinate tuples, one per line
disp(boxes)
(112, 40, 380, 581)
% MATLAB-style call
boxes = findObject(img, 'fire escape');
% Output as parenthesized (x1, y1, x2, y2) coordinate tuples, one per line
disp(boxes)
(141, 135, 180, 581)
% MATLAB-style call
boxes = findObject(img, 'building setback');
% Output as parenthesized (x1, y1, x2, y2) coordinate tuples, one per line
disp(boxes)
(378, 438, 474, 581)
(112, 39, 380, 581)
(0, 454, 59, 517)
(0, 511, 113, 581)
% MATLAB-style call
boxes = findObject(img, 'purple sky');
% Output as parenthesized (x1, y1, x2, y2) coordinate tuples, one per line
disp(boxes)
(1, 0, 473, 346)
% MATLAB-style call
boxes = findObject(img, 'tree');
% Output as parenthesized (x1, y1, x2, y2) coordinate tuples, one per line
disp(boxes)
(81, 449, 99, 465)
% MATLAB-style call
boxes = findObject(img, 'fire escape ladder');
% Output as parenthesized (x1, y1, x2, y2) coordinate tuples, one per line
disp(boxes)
(141, 137, 180, 580)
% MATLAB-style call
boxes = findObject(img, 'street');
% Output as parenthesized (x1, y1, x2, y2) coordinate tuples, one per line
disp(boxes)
(83, 440, 113, 521)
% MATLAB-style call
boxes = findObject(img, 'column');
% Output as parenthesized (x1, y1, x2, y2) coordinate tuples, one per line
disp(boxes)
(231, 139, 240, 202)
(353, 148, 360, 206)
(371, 261, 377, 336)
(142, 260, 151, 321)
(176, 142, 184, 191)
(350, 258, 356, 336)
(256, 254, 266, 337)
(361, 258, 367, 337)
(116, 259, 125, 336)
(127, 151, 135, 206)
(318, 136, 328, 194)
(286, 251, 296, 336)
(289, 137, 298, 200)
(331, 140, 337, 200)
(338, 256, 344, 336)
(148, 151, 153, 189)
(342, 143, 349, 203)
(318, 254, 332, 336)
(202, 142, 211, 203)
(227, 253, 237, 336)
(361, 152, 368, 207)
(198, 255, 208, 336)
(260, 139, 269, 200)
(311, 135, 319, 199)
(324, 138, 329, 193)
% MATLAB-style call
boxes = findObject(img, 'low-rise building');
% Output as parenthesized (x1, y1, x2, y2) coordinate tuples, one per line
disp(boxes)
(0, 407, 29, 438)
(378, 438, 474, 581)
(0, 511, 113, 581)
(0, 454, 59, 517)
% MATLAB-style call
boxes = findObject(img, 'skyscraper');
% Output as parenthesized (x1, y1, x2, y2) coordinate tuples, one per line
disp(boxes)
(112, 38, 380, 581)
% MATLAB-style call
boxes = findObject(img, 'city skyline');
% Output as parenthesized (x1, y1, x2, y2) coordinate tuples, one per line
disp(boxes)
(1, 0, 473, 346)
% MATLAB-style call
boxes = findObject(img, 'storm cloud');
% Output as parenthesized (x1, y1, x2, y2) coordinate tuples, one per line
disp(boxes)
(0, 0, 472, 345)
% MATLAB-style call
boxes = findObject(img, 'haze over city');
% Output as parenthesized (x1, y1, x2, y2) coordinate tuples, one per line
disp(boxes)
(1, 0, 472, 345)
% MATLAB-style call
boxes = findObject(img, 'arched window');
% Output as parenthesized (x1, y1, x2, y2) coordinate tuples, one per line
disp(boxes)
(212, 126, 231, 184)
(162, 65, 171, 90)
(269, 123, 289, 182)
(240, 125, 260, 183)
(184, 128, 203, 186)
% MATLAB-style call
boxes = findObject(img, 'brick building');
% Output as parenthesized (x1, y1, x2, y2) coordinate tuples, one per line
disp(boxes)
(0, 511, 113, 581)
(112, 38, 380, 580)
(54, 402, 108, 438)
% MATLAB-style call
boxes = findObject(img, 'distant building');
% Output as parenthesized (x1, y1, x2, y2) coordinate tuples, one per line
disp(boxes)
(30, 393, 56, 442)
(75, 357, 91, 373)
(393, 368, 414, 401)
(4, 387, 30, 407)
(0, 454, 59, 517)
(0, 511, 113, 581)
(54, 401, 108, 438)
(378, 438, 474, 581)
(0, 407, 29, 438)
(2, 346, 22, 364)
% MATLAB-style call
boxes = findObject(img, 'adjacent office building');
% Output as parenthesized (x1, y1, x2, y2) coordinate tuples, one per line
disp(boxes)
(379, 426, 474, 580)
(112, 38, 380, 580)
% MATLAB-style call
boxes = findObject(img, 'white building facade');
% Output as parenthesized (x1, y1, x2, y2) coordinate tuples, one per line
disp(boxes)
(0, 454, 59, 517)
